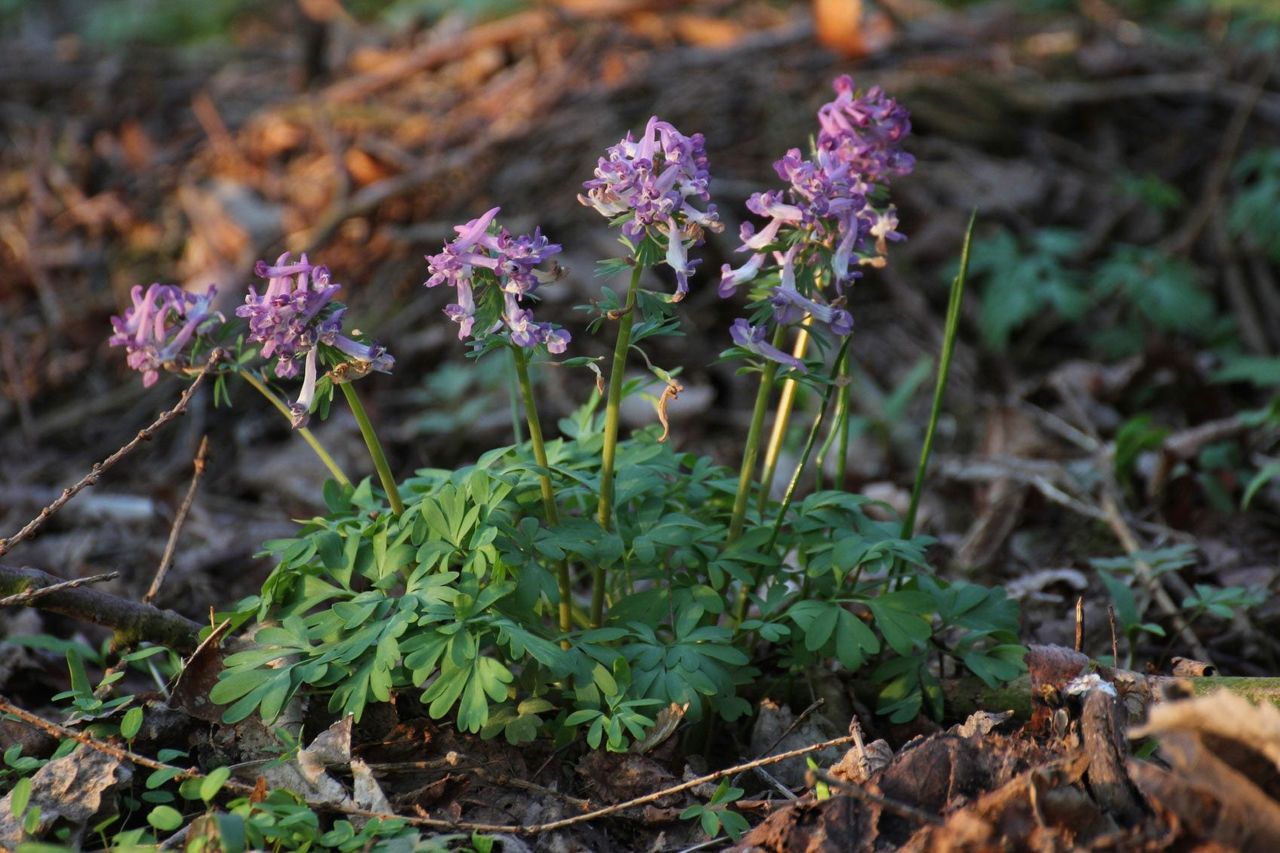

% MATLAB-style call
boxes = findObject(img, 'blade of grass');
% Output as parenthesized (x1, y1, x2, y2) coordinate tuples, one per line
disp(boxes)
(901, 211, 976, 541)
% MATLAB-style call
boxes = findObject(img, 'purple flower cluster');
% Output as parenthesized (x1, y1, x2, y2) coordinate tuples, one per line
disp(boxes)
(579, 116, 722, 300)
(720, 76, 912, 371)
(109, 283, 223, 387)
(238, 253, 393, 426)
(424, 207, 569, 353)
(816, 77, 914, 183)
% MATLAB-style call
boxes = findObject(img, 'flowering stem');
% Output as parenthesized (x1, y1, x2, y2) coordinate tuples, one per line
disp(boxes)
(511, 346, 573, 636)
(593, 262, 645, 625)
(339, 381, 404, 516)
(735, 337, 852, 624)
(237, 369, 351, 487)
(834, 346, 853, 491)
(726, 325, 787, 544)
(758, 318, 813, 512)
(508, 348, 526, 445)
(814, 343, 853, 491)
(901, 211, 975, 543)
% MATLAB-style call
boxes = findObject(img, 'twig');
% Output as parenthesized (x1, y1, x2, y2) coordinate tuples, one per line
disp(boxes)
(1099, 492, 1211, 663)
(755, 699, 826, 762)
(0, 696, 256, 793)
(0, 565, 204, 653)
(1075, 596, 1085, 653)
(808, 768, 944, 826)
(752, 765, 799, 801)
(0, 571, 118, 607)
(323, 10, 550, 103)
(471, 768, 592, 811)
(346, 732, 862, 835)
(0, 696, 857, 837)
(145, 435, 209, 605)
(1108, 605, 1120, 667)
(0, 351, 221, 557)
(1031, 477, 1110, 522)
(1166, 56, 1274, 255)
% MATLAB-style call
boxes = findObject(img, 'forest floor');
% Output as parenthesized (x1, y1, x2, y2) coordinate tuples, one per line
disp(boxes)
(2, 0, 1280, 849)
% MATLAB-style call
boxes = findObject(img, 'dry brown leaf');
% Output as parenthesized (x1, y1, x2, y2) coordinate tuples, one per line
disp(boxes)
(0, 747, 131, 849)
(1131, 689, 1280, 773)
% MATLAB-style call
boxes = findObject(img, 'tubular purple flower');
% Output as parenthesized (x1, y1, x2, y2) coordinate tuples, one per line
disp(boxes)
(109, 283, 223, 387)
(239, 253, 394, 426)
(544, 328, 570, 355)
(444, 280, 477, 340)
(664, 217, 700, 299)
(579, 116, 721, 298)
(424, 208, 569, 351)
(730, 318, 807, 373)
(290, 346, 320, 428)
(719, 253, 766, 298)
(870, 207, 905, 252)
(770, 288, 854, 337)
(329, 334, 395, 374)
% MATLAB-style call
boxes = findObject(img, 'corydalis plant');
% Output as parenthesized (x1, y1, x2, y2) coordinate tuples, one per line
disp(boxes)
(723, 76, 914, 548)
(423, 207, 569, 352)
(238, 253, 394, 427)
(425, 207, 575, 632)
(109, 283, 223, 387)
(579, 115, 721, 625)
(579, 115, 721, 299)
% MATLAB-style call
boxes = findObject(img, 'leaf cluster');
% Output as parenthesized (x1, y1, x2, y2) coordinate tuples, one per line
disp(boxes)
(214, 419, 1025, 749)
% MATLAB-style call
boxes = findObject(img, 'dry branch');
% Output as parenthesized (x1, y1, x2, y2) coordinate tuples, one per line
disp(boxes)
(0, 352, 221, 558)
(145, 435, 210, 605)
(0, 571, 118, 607)
(0, 565, 204, 654)
(0, 693, 857, 837)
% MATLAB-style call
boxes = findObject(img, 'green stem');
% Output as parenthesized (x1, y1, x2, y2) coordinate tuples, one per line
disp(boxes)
(593, 262, 645, 625)
(512, 346, 572, 636)
(339, 381, 404, 516)
(735, 339, 852, 624)
(901, 211, 976, 542)
(767, 363, 835, 554)
(238, 369, 351, 487)
(834, 345, 853, 492)
(726, 325, 788, 544)
(813, 344, 851, 493)
(508, 348, 525, 445)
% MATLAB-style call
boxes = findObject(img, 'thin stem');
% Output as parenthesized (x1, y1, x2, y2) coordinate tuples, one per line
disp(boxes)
(726, 325, 788, 544)
(758, 318, 812, 512)
(512, 346, 572, 636)
(508, 348, 526, 445)
(735, 338, 851, 623)
(901, 211, 976, 542)
(238, 368, 351, 487)
(766, 349, 843, 553)
(594, 262, 645, 626)
(339, 381, 404, 516)
(834, 346, 853, 491)
(813, 344, 851, 492)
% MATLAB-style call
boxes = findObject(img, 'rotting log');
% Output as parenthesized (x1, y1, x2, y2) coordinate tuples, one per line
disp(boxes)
(0, 564, 203, 654)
